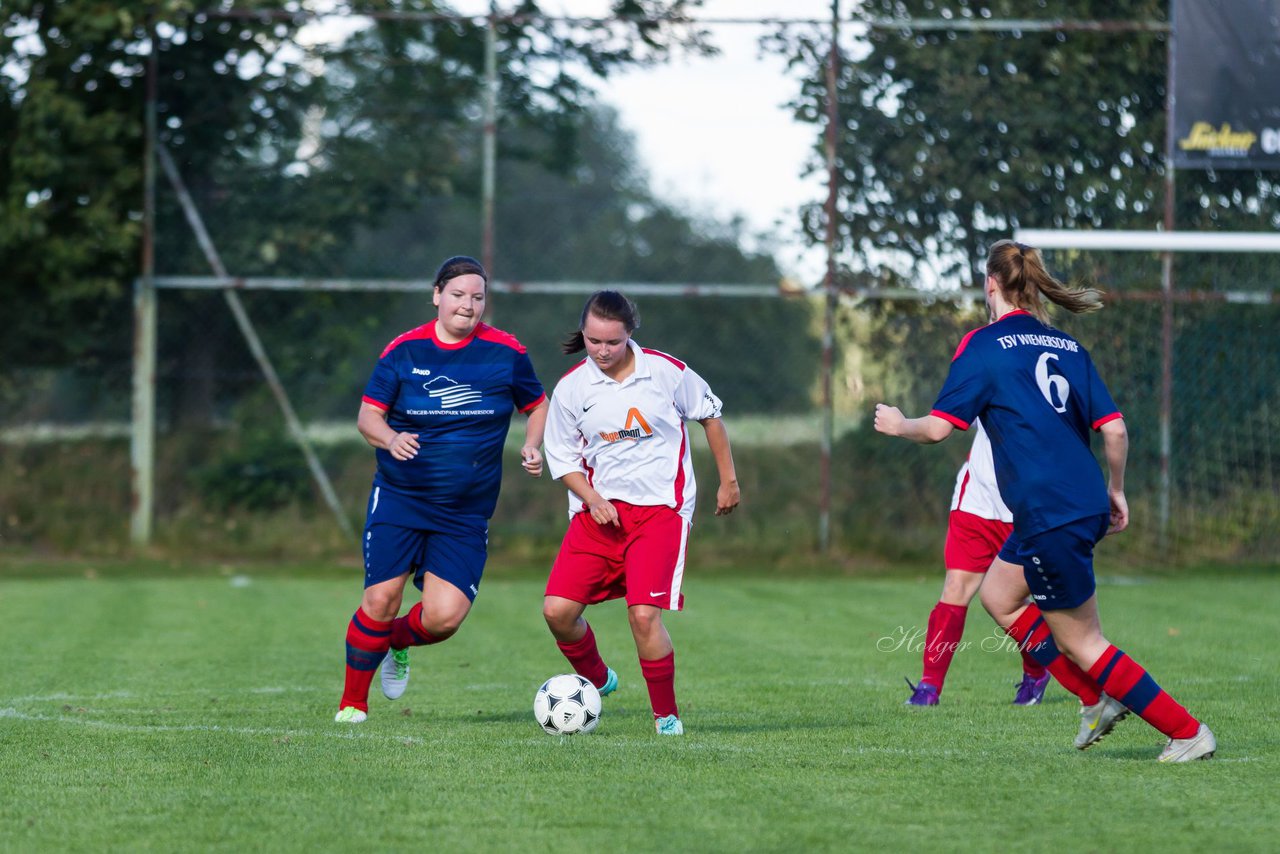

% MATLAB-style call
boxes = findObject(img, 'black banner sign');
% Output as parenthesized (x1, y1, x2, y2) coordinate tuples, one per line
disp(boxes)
(1172, 0, 1280, 170)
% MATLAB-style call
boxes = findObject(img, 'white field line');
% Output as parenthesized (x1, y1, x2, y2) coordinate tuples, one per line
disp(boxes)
(4, 687, 316, 703)
(0, 706, 428, 745)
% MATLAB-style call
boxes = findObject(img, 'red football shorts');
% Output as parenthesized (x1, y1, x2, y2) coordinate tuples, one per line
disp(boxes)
(943, 509, 1013, 573)
(546, 501, 689, 611)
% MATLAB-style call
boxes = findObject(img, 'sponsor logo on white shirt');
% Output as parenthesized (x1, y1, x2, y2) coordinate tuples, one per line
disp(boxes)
(598, 408, 654, 443)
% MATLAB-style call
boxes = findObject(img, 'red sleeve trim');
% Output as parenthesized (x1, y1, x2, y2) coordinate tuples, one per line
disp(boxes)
(1092, 412, 1124, 430)
(642, 348, 687, 370)
(361, 395, 389, 411)
(380, 322, 435, 358)
(518, 393, 547, 414)
(931, 409, 970, 430)
(475, 323, 529, 353)
(952, 327, 981, 361)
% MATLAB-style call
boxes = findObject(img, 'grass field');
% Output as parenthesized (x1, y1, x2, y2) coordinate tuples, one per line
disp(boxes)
(1, 565, 1276, 852)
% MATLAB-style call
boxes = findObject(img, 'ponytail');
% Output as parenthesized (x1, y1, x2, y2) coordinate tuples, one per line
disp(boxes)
(986, 240, 1103, 323)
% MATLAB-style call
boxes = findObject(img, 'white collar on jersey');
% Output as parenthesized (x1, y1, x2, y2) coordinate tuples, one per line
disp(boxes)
(585, 338, 651, 385)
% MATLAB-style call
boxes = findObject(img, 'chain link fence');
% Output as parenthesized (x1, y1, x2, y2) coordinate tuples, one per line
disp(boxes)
(2, 10, 1276, 568)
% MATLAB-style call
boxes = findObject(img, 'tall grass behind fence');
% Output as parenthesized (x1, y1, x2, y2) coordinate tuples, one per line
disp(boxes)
(1, 11, 1276, 568)
(3, 261, 1277, 567)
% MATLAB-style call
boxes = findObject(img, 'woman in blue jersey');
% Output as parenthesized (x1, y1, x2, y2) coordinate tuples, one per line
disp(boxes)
(874, 239, 1214, 762)
(335, 255, 549, 723)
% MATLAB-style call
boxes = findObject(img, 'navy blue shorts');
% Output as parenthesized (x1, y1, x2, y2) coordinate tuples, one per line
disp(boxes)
(362, 485, 489, 601)
(997, 513, 1109, 611)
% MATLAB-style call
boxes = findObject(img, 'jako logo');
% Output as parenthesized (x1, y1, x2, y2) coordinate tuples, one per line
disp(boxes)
(598, 408, 654, 442)
(411, 368, 432, 376)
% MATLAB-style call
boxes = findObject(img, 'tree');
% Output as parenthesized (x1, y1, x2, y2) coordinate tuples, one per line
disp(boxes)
(776, 0, 1280, 286)
(0, 1, 719, 412)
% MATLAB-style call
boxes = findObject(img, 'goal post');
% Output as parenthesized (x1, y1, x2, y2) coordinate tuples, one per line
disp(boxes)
(1015, 229, 1280, 253)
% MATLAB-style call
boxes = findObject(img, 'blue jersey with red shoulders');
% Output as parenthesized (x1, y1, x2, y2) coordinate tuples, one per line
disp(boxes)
(930, 310, 1122, 537)
(362, 320, 545, 517)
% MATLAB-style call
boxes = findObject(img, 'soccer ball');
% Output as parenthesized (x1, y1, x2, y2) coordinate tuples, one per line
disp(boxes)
(533, 674, 602, 735)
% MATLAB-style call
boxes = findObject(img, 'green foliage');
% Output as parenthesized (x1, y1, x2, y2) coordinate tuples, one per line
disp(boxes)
(0, 2, 147, 368)
(188, 427, 315, 512)
(0, 572, 1275, 851)
(1, 2, 749, 397)
(775, 0, 1280, 283)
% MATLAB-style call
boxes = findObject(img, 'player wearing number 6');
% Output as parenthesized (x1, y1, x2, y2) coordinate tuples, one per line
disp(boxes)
(875, 239, 1214, 762)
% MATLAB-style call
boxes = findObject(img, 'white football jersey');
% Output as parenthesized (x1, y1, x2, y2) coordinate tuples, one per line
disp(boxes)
(545, 340, 723, 522)
(950, 418, 1013, 522)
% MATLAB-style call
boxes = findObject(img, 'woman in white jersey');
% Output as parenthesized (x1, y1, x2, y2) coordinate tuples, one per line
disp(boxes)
(904, 419, 1051, 706)
(541, 290, 740, 736)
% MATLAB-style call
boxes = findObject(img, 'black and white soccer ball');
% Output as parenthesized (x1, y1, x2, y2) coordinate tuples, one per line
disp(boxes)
(533, 674, 602, 735)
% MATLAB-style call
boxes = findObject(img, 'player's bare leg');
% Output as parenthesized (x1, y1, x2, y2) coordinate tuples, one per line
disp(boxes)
(417, 572, 473, 640)
(543, 595, 589, 643)
(977, 557, 1031, 629)
(1033, 594, 1110, 670)
(379, 572, 473, 700)
(544, 596, 617, 695)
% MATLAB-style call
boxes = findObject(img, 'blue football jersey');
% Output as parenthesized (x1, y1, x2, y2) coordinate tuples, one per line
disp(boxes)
(930, 310, 1122, 537)
(361, 321, 545, 517)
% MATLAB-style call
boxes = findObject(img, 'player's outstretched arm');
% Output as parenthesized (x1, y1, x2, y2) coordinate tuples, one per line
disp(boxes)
(873, 404, 954, 444)
(698, 417, 739, 516)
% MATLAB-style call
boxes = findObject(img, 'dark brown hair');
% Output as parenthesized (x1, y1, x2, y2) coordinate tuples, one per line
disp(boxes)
(986, 239, 1104, 323)
(561, 290, 641, 354)
(433, 255, 487, 291)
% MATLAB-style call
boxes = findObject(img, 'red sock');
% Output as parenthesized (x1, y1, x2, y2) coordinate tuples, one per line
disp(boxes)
(339, 608, 392, 712)
(640, 652, 678, 718)
(1088, 645, 1199, 739)
(389, 602, 442, 650)
(1019, 649, 1048, 680)
(921, 602, 967, 691)
(1005, 606, 1101, 705)
(556, 623, 610, 689)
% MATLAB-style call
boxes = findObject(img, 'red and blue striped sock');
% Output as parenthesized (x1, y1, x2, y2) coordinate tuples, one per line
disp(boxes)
(556, 622, 610, 689)
(1019, 647, 1048, 680)
(1006, 606, 1101, 705)
(640, 651, 678, 719)
(921, 602, 967, 691)
(389, 602, 442, 650)
(1087, 645, 1199, 739)
(339, 608, 392, 713)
